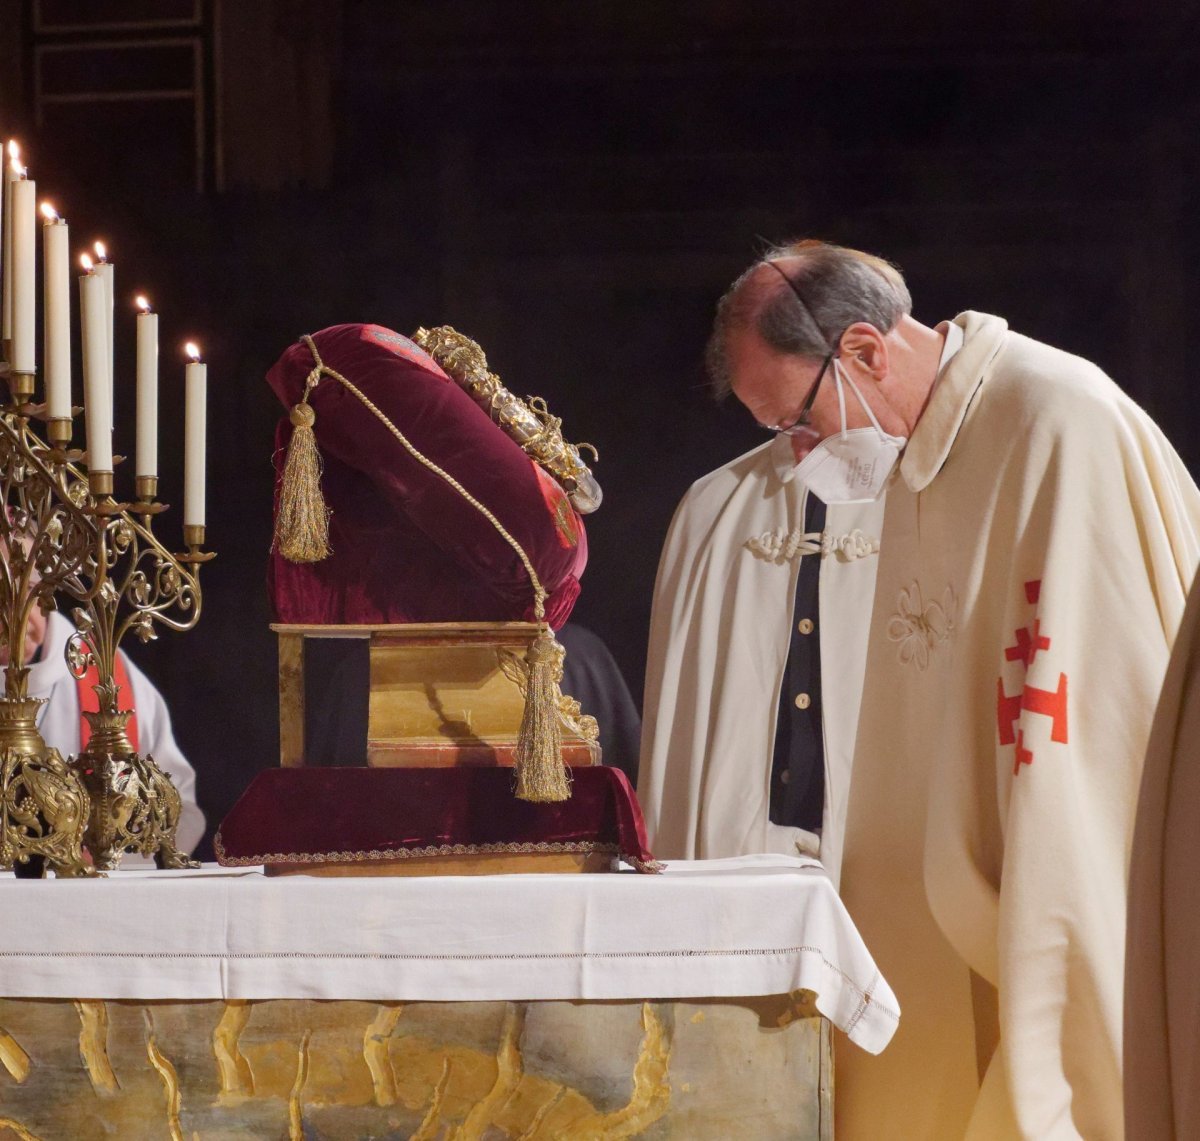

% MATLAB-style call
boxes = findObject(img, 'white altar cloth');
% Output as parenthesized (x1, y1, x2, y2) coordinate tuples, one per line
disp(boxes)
(0, 853, 899, 1053)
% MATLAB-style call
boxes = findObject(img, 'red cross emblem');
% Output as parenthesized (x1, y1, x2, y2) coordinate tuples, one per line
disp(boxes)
(996, 579, 1069, 774)
(1004, 619, 1051, 667)
(1014, 730, 1033, 775)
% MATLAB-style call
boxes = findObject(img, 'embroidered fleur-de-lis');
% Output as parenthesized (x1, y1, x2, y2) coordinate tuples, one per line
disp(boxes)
(888, 581, 956, 670)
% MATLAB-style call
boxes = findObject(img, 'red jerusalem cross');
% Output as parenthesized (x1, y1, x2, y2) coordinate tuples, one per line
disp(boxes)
(1014, 730, 1033, 775)
(996, 680, 1022, 746)
(996, 673, 1070, 751)
(996, 578, 1067, 773)
(1005, 619, 1051, 667)
(1021, 674, 1069, 742)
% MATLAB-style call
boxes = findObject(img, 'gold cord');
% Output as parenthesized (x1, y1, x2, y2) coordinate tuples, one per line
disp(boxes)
(300, 335, 548, 621)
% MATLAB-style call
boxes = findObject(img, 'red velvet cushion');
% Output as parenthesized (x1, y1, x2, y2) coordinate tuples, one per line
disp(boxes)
(214, 766, 660, 873)
(267, 324, 587, 628)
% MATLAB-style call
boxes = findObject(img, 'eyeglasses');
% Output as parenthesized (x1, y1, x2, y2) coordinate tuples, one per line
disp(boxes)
(758, 260, 837, 435)
(759, 349, 834, 435)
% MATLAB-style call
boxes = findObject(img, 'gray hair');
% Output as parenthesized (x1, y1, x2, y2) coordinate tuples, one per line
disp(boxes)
(707, 240, 912, 398)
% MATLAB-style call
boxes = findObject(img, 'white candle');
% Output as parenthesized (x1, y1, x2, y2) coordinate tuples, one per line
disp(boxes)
(2, 142, 19, 343)
(79, 256, 112, 471)
(184, 343, 206, 528)
(10, 173, 35, 373)
(0, 150, 5, 342)
(93, 243, 114, 428)
(41, 204, 71, 419)
(135, 298, 158, 479)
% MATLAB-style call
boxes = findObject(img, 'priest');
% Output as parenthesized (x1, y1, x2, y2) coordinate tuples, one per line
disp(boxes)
(643, 238, 1200, 1138)
(638, 435, 883, 883)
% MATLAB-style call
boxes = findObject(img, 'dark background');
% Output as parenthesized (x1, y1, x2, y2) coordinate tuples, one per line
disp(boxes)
(1, 0, 1197, 857)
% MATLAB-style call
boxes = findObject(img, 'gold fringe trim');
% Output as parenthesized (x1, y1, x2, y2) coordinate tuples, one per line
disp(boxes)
(212, 833, 665, 875)
(215, 835, 615, 865)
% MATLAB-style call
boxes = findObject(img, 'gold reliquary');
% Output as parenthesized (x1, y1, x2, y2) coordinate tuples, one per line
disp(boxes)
(272, 621, 600, 771)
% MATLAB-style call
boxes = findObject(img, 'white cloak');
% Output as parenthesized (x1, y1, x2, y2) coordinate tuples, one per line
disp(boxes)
(638, 434, 884, 886)
(4, 611, 205, 856)
(837, 312, 1200, 1139)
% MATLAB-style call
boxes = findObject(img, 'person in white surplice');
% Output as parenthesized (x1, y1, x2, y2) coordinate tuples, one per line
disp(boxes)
(0, 605, 205, 858)
(638, 239, 1200, 1139)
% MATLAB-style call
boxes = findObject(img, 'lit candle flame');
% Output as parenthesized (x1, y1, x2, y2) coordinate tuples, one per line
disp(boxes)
(6, 141, 17, 160)
(94, 241, 107, 261)
(136, 295, 151, 313)
(40, 202, 59, 222)
(80, 253, 94, 272)
(185, 342, 201, 362)
(15, 164, 26, 179)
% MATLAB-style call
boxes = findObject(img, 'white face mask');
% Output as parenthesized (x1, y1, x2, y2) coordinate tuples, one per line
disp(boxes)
(793, 359, 906, 504)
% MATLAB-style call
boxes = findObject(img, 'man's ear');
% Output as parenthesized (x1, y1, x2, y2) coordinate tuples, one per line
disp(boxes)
(837, 322, 889, 382)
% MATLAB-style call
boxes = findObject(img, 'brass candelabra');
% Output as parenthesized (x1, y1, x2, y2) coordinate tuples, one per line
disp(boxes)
(0, 359, 213, 877)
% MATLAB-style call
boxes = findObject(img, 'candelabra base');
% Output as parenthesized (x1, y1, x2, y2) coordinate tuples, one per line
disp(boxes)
(72, 716, 199, 870)
(0, 698, 93, 878)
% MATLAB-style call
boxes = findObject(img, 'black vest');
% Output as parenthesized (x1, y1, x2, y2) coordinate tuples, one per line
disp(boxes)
(770, 494, 826, 831)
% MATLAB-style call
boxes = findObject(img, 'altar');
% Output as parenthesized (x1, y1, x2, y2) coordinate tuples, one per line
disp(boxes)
(0, 854, 897, 1140)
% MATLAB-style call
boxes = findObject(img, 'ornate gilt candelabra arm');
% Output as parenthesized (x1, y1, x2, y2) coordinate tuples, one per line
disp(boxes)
(56, 487, 212, 871)
(0, 396, 105, 879)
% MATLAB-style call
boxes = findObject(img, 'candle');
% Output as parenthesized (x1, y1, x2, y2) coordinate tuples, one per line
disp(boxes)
(79, 255, 112, 470)
(41, 204, 71, 419)
(2, 141, 19, 343)
(10, 172, 35, 373)
(93, 242, 114, 428)
(183, 343, 206, 528)
(135, 297, 158, 479)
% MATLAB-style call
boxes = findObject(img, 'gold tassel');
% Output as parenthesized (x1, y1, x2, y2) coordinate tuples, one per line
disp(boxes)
(274, 400, 332, 563)
(513, 625, 571, 802)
